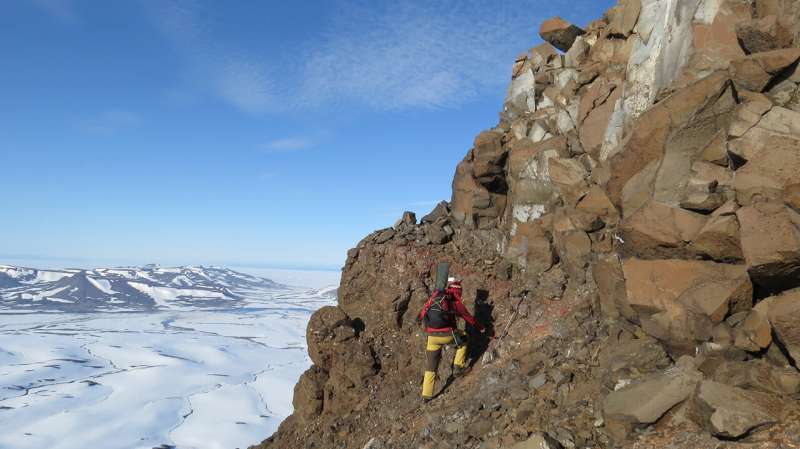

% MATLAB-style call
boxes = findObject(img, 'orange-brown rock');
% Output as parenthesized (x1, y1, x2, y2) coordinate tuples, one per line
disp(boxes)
(593, 254, 629, 319)
(736, 15, 792, 54)
(689, 0, 750, 75)
(621, 258, 752, 349)
(693, 381, 784, 439)
(472, 130, 507, 190)
(506, 220, 554, 274)
(607, 0, 640, 37)
(732, 310, 772, 352)
(548, 157, 589, 205)
(554, 229, 592, 283)
(733, 108, 800, 205)
(737, 201, 800, 291)
(618, 201, 706, 259)
(577, 185, 619, 225)
(607, 72, 732, 210)
(755, 288, 800, 363)
(784, 183, 800, 211)
(700, 131, 729, 166)
(539, 17, 586, 52)
(691, 205, 743, 262)
(729, 48, 800, 92)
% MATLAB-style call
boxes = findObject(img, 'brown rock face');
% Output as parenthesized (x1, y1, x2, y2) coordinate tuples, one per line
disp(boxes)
(539, 17, 586, 52)
(737, 201, 800, 291)
(690, 203, 743, 262)
(733, 107, 800, 205)
(603, 358, 703, 440)
(307, 306, 354, 371)
(621, 258, 752, 351)
(693, 381, 784, 438)
(736, 16, 792, 54)
(606, 72, 733, 211)
(618, 201, 706, 259)
(729, 48, 800, 92)
(732, 310, 772, 352)
(757, 288, 800, 364)
(607, 0, 641, 37)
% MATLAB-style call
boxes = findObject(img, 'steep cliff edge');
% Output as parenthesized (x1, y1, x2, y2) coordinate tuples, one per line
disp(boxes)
(252, 1, 800, 447)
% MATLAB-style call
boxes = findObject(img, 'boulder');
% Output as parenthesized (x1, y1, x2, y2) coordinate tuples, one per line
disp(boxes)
(618, 201, 707, 259)
(785, 183, 800, 212)
(539, 17, 586, 52)
(728, 106, 800, 169)
(693, 380, 783, 438)
(307, 306, 354, 371)
(576, 185, 619, 226)
(329, 340, 378, 387)
(553, 229, 592, 283)
(425, 224, 450, 245)
(293, 366, 327, 420)
(736, 15, 792, 54)
(755, 288, 800, 364)
(547, 157, 588, 205)
(374, 228, 395, 244)
(472, 130, 508, 191)
(607, 0, 641, 37)
(578, 80, 621, 157)
(737, 201, 800, 292)
(507, 220, 555, 274)
(708, 359, 800, 396)
(594, 255, 632, 319)
(727, 92, 772, 138)
(733, 108, 800, 205)
(564, 36, 590, 68)
(729, 48, 800, 91)
(622, 258, 752, 347)
(507, 137, 568, 225)
(688, 0, 751, 78)
(732, 310, 772, 352)
(678, 160, 733, 212)
(700, 131, 729, 166)
(607, 72, 732, 207)
(421, 201, 449, 224)
(597, 333, 671, 388)
(690, 202, 743, 262)
(603, 358, 702, 439)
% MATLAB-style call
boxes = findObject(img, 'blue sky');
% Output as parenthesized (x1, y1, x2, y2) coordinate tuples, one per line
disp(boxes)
(1, 0, 613, 270)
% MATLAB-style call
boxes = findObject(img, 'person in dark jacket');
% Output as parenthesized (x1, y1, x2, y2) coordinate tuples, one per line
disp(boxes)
(417, 277, 485, 401)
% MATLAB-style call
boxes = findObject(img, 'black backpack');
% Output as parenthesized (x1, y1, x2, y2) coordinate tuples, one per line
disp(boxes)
(423, 292, 454, 328)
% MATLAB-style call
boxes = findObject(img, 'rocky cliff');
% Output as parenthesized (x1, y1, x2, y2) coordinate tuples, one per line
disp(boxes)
(252, 1, 800, 447)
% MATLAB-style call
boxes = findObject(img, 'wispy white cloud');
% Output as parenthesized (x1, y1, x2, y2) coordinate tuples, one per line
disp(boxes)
(214, 58, 273, 114)
(262, 137, 316, 152)
(295, 0, 546, 110)
(145, 0, 600, 113)
(78, 109, 142, 136)
(146, 0, 274, 115)
(30, 0, 79, 24)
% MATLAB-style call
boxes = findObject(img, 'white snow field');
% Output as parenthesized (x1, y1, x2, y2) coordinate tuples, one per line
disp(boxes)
(0, 265, 338, 449)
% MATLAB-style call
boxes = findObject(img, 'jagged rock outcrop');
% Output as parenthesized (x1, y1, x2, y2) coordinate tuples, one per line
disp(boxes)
(252, 1, 800, 448)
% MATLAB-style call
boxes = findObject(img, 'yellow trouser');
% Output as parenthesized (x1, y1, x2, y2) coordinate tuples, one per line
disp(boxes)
(421, 332, 468, 399)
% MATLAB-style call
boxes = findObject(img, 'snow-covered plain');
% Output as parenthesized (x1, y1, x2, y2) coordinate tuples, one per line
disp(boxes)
(0, 265, 337, 449)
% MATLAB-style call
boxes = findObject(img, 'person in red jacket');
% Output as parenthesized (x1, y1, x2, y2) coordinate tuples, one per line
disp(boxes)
(417, 277, 485, 401)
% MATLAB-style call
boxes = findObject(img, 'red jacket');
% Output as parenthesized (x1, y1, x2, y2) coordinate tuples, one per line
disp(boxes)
(418, 287, 484, 333)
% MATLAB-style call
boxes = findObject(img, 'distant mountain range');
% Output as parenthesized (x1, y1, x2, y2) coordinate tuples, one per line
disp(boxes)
(0, 264, 332, 312)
